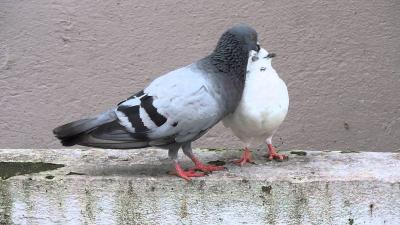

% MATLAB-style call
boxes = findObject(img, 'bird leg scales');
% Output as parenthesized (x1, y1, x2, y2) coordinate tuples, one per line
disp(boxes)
(267, 144, 288, 161)
(187, 156, 225, 173)
(171, 162, 206, 181)
(232, 147, 254, 166)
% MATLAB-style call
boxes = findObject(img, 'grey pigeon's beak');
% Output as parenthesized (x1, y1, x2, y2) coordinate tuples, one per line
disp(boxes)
(265, 53, 277, 59)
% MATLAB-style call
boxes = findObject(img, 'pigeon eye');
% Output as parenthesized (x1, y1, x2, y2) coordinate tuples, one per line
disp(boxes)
(251, 56, 259, 62)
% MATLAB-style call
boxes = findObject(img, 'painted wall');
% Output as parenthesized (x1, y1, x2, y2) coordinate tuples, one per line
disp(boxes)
(0, 0, 399, 151)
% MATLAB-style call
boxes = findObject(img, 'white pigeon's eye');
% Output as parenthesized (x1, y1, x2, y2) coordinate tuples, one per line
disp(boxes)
(251, 56, 259, 62)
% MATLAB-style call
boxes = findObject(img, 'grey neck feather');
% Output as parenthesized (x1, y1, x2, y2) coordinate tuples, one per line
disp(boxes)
(208, 32, 248, 81)
(197, 32, 249, 115)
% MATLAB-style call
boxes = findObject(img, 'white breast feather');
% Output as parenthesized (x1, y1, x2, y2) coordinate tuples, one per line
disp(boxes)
(223, 48, 289, 147)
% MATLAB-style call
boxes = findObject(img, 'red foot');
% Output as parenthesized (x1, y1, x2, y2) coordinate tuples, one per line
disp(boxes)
(267, 144, 288, 161)
(172, 163, 206, 181)
(232, 147, 254, 166)
(188, 164, 225, 173)
(188, 156, 225, 172)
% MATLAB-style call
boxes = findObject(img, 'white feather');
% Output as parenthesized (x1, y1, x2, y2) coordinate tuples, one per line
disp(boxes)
(119, 98, 140, 107)
(115, 109, 135, 132)
(139, 107, 157, 129)
(223, 48, 289, 148)
(115, 97, 141, 132)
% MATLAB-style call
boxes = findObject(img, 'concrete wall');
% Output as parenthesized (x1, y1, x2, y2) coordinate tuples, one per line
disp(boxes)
(0, 1, 399, 151)
(1, 148, 400, 224)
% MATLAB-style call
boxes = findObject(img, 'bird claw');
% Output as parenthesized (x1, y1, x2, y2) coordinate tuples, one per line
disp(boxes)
(188, 164, 225, 173)
(231, 157, 256, 166)
(266, 152, 288, 162)
(171, 163, 207, 181)
(169, 169, 206, 181)
(232, 148, 255, 166)
(266, 144, 288, 162)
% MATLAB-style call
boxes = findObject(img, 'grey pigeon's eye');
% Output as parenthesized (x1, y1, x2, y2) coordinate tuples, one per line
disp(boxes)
(251, 56, 259, 62)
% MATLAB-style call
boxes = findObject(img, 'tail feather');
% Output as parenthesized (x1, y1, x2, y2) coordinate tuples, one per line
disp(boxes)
(53, 118, 98, 138)
(53, 108, 151, 148)
(53, 108, 117, 146)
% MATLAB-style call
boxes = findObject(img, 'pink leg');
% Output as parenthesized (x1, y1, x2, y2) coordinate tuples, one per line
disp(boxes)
(188, 156, 225, 173)
(267, 144, 288, 161)
(171, 162, 206, 181)
(232, 147, 255, 166)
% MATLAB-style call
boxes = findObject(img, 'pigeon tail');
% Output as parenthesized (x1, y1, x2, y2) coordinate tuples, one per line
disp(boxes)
(53, 108, 117, 146)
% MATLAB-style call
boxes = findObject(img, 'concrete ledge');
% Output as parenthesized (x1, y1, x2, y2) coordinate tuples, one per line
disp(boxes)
(1, 148, 399, 225)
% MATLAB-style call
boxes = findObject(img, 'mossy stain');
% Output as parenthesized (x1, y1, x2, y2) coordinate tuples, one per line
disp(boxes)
(0, 162, 64, 180)
(262, 185, 272, 194)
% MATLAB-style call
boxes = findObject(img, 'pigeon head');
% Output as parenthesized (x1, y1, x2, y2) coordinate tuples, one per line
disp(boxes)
(210, 25, 259, 75)
(225, 25, 259, 53)
(248, 48, 276, 69)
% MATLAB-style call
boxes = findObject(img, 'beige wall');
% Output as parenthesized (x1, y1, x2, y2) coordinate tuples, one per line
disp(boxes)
(1, 0, 399, 151)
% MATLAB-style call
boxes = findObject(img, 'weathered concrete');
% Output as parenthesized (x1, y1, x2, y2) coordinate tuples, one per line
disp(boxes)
(0, 148, 399, 225)
(1, 1, 400, 151)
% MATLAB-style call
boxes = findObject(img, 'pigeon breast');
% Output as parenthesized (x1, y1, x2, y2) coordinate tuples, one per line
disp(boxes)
(223, 48, 289, 147)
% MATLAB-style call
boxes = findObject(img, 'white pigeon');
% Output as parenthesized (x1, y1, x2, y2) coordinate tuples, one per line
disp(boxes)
(223, 47, 289, 164)
(53, 25, 260, 180)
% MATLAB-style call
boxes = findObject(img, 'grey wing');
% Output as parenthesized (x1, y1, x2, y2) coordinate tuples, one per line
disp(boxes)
(53, 64, 222, 148)
(115, 64, 223, 146)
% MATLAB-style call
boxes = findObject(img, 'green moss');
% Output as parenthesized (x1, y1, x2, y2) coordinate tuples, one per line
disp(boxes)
(261, 185, 272, 194)
(0, 182, 13, 225)
(340, 150, 360, 154)
(180, 196, 188, 219)
(290, 151, 307, 156)
(0, 162, 64, 180)
(116, 180, 144, 224)
(200, 148, 226, 152)
(66, 172, 86, 176)
(207, 160, 226, 166)
(45, 175, 55, 179)
(83, 187, 95, 223)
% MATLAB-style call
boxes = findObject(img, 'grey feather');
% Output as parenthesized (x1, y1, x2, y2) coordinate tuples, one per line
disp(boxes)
(53, 108, 117, 146)
(53, 24, 259, 156)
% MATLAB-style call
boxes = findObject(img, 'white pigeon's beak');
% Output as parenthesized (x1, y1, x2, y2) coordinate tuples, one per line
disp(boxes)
(265, 53, 276, 59)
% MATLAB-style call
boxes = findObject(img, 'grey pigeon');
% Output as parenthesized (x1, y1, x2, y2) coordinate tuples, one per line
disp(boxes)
(53, 25, 259, 180)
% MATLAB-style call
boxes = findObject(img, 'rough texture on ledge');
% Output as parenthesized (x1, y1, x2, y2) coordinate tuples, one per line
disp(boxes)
(0, 148, 399, 225)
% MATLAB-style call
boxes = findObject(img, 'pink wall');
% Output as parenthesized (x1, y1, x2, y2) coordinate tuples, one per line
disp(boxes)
(0, 1, 399, 151)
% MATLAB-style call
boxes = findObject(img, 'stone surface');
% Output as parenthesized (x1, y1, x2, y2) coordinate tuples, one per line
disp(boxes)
(1, 1, 400, 151)
(1, 148, 400, 224)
